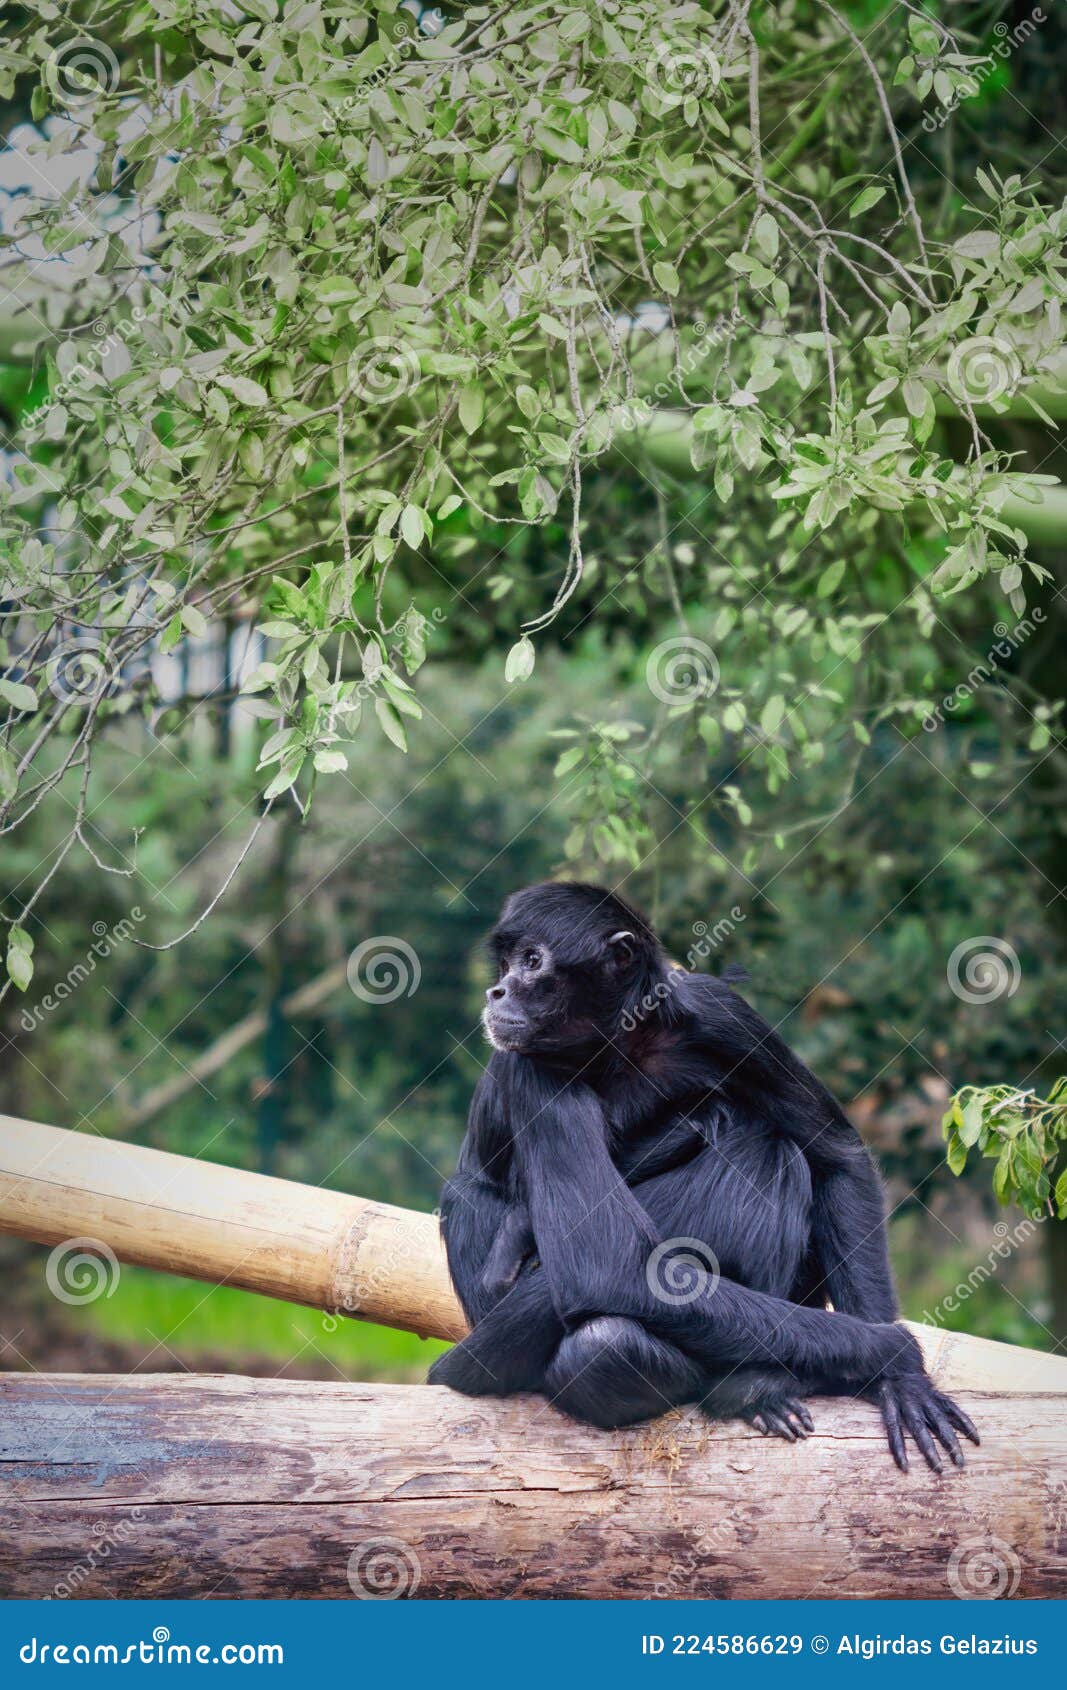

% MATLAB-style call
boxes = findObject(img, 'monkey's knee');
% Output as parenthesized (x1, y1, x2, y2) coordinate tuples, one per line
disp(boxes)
(545, 1316, 699, 1429)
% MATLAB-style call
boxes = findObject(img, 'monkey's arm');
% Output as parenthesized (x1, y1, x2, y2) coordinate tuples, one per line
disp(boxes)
(508, 1058, 660, 1325)
(440, 1059, 526, 1326)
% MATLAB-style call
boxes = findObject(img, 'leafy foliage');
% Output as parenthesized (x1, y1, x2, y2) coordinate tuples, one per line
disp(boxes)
(944, 1080, 1067, 1217)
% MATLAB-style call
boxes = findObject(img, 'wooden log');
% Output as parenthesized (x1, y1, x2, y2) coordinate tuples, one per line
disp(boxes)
(0, 1372, 1063, 1599)
(3, 1114, 1067, 1395)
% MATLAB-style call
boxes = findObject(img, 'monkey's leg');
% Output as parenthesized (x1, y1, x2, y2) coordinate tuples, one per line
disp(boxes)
(428, 1266, 564, 1397)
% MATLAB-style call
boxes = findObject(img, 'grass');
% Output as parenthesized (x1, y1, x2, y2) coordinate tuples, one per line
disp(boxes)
(81, 1263, 450, 1382)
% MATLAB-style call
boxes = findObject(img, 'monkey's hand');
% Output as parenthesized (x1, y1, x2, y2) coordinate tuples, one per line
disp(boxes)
(480, 1204, 536, 1306)
(870, 1375, 980, 1474)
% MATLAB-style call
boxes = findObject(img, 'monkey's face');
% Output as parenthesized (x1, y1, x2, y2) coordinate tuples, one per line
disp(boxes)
(483, 926, 641, 1056)
(483, 939, 578, 1053)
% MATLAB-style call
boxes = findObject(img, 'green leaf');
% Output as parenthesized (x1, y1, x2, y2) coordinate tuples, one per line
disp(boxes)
(848, 185, 886, 219)
(400, 504, 424, 550)
(0, 679, 38, 714)
(946, 1132, 968, 1176)
(313, 748, 348, 773)
(375, 696, 408, 752)
(959, 1097, 984, 1148)
(505, 636, 536, 683)
(0, 747, 17, 800)
(217, 374, 269, 407)
(458, 384, 484, 435)
(760, 696, 786, 736)
(6, 925, 33, 992)
(652, 261, 679, 296)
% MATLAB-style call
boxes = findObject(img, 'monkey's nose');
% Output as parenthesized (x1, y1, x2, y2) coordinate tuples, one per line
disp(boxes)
(487, 984, 506, 1002)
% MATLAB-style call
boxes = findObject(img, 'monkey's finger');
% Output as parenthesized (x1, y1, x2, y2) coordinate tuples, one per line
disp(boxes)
(922, 1397, 964, 1468)
(900, 1397, 942, 1474)
(780, 1402, 812, 1438)
(760, 1409, 799, 1442)
(937, 1393, 980, 1446)
(879, 1387, 908, 1471)
(788, 1400, 815, 1433)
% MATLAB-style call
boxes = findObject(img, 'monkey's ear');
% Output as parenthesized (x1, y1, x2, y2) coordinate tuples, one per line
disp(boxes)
(606, 929, 636, 967)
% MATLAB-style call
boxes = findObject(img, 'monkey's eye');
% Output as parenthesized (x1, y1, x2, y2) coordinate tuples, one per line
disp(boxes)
(522, 948, 542, 971)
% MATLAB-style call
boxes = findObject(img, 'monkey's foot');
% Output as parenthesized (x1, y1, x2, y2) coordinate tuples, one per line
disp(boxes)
(741, 1397, 815, 1442)
(871, 1376, 980, 1474)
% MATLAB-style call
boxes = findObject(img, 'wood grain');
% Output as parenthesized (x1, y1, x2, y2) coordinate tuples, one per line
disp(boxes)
(0, 1373, 1063, 1600)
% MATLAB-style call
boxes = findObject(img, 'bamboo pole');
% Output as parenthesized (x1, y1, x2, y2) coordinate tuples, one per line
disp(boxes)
(2, 1113, 1066, 1393)
(0, 1113, 464, 1342)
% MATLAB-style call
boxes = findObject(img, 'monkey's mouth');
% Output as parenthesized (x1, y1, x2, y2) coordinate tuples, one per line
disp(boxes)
(482, 1008, 529, 1050)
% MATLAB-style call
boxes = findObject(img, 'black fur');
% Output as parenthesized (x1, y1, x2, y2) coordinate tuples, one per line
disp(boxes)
(429, 882, 979, 1471)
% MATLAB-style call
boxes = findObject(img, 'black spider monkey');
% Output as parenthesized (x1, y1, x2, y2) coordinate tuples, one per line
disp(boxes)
(429, 881, 979, 1472)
